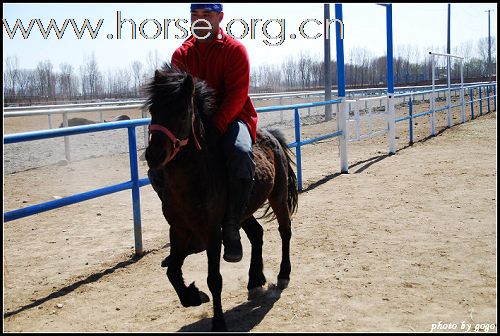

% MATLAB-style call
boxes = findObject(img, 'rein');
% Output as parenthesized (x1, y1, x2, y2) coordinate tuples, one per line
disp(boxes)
(148, 97, 202, 164)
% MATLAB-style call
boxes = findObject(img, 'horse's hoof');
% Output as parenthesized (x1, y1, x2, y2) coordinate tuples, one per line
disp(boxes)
(266, 283, 283, 299)
(248, 286, 266, 300)
(199, 290, 210, 304)
(277, 278, 289, 290)
(181, 282, 210, 307)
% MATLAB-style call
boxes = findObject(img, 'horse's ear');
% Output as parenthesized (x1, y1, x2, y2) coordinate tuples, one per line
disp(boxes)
(154, 70, 162, 82)
(182, 75, 195, 95)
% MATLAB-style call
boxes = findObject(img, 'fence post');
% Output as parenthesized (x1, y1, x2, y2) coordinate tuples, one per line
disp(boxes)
(494, 85, 497, 111)
(294, 108, 302, 192)
(338, 99, 349, 172)
(308, 95, 311, 116)
(354, 100, 360, 140)
(48, 114, 53, 129)
(446, 55, 451, 128)
(460, 61, 465, 123)
(430, 54, 436, 136)
(479, 86, 483, 116)
(409, 95, 413, 145)
(487, 86, 491, 113)
(127, 127, 143, 256)
(470, 87, 474, 119)
(62, 112, 71, 162)
(280, 97, 284, 123)
(335, 3, 348, 173)
(142, 109, 148, 149)
(387, 95, 396, 154)
(385, 3, 396, 154)
(368, 100, 373, 135)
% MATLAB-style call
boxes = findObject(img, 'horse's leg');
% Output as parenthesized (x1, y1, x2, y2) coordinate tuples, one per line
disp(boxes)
(206, 229, 227, 332)
(241, 216, 267, 297)
(268, 199, 292, 290)
(166, 252, 209, 307)
(165, 229, 209, 307)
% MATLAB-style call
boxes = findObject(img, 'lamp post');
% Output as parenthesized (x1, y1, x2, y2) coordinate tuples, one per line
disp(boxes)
(485, 9, 494, 82)
(324, 4, 332, 120)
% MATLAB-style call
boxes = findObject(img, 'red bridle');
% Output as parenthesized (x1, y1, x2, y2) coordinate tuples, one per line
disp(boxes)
(148, 102, 202, 164)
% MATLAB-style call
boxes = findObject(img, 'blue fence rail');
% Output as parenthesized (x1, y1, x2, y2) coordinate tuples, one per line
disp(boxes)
(394, 83, 497, 144)
(3, 99, 344, 256)
(4, 119, 150, 254)
(257, 99, 342, 191)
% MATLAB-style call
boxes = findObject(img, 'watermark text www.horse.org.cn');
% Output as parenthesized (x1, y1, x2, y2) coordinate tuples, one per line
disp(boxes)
(3, 10, 344, 46)
(430, 321, 496, 332)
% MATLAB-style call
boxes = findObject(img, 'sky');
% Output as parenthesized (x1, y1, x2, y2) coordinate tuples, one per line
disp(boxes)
(3, 2, 498, 74)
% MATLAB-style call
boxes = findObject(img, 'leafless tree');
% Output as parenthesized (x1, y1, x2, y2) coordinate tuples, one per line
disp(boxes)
(131, 60, 143, 96)
(146, 49, 161, 74)
(80, 53, 103, 99)
(282, 56, 298, 89)
(16, 69, 33, 97)
(257, 64, 282, 91)
(58, 63, 77, 99)
(105, 67, 132, 98)
(297, 51, 312, 88)
(36, 60, 55, 99)
(310, 60, 323, 88)
(358, 48, 372, 87)
(457, 40, 473, 78)
(478, 36, 497, 78)
(250, 68, 259, 91)
(4, 55, 20, 98)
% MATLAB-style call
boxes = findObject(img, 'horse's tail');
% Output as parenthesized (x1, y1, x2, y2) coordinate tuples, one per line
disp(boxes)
(268, 129, 299, 217)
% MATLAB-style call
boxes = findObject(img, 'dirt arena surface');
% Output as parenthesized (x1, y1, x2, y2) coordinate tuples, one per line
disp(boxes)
(3, 97, 497, 332)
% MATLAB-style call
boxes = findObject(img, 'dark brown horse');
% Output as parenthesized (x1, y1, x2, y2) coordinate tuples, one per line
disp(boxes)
(144, 63, 298, 331)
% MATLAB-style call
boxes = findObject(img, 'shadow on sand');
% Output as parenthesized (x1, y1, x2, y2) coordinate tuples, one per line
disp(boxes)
(178, 284, 284, 332)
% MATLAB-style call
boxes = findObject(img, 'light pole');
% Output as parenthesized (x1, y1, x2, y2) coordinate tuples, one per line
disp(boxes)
(324, 4, 332, 121)
(447, 4, 451, 54)
(484, 9, 494, 82)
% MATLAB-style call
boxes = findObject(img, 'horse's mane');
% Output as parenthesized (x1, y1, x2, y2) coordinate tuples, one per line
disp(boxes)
(145, 62, 216, 119)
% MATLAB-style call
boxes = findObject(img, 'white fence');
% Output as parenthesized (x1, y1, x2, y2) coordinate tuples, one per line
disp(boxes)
(4, 82, 496, 163)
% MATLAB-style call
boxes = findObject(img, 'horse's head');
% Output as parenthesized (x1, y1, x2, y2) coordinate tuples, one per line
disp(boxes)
(145, 64, 200, 169)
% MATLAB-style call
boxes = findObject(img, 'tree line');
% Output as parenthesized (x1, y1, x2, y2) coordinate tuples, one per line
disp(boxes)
(4, 50, 162, 105)
(251, 38, 496, 92)
(3, 38, 496, 105)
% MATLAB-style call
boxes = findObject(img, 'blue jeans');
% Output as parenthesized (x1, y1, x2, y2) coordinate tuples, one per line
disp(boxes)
(221, 119, 255, 180)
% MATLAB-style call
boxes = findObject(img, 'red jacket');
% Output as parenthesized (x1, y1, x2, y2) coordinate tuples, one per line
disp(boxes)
(171, 29, 257, 142)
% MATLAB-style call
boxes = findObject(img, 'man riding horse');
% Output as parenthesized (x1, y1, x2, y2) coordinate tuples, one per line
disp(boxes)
(148, 3, 257, 263)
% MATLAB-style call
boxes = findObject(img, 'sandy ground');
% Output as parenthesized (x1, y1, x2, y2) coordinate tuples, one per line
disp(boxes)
(2, 96, 497, 332)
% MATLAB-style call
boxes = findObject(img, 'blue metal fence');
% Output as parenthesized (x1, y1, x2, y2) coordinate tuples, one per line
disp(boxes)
(3, 99, 343, 255)
(4, 119, 151, 254)
(394, 83, 497, 144)
(256, 99, 342, 191)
